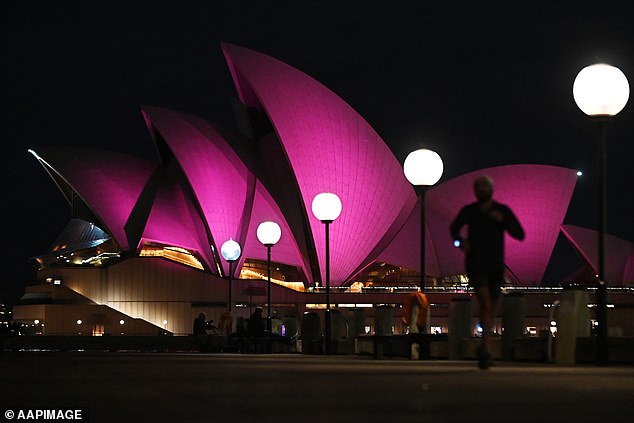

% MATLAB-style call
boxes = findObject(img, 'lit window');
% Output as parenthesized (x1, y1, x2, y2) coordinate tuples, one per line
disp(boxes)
(139, 242, 204, 270)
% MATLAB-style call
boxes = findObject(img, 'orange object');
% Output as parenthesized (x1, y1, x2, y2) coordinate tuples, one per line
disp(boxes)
(402, 292, 429, 332)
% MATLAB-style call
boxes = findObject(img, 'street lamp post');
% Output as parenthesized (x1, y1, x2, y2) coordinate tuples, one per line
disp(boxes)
(311, 192, 342, 355)
(221, 239, 242, 313)
(573, 63, 629, 365)
(256, 221, 282, 330)
(403, 148, 444, 292)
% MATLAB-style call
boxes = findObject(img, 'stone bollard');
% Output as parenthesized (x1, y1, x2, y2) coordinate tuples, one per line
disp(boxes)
(374, 305, 394, 336)
(554, 289, 589, 365)
(409, 302, 420, 359)
(300, 312, 322, 354)
(374, 306, 394, 358)
(330, 310, 349, 354)
(502, 292, 526, 361)
(425, 306, 431, 334)
(350, 309, 366, 337)
(448, 297, 472, 360)
(575, 291, 591, 337)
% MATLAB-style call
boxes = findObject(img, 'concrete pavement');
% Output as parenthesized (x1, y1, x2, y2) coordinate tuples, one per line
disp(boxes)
(1, 353, 632, 422)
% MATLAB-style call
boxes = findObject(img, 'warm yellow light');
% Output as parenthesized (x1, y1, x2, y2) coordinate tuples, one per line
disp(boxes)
(139, 244, 204, 270)
(239, 269, 305, 292)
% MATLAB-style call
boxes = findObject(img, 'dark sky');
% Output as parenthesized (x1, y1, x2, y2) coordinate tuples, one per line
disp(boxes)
(3, 1, 633, 305)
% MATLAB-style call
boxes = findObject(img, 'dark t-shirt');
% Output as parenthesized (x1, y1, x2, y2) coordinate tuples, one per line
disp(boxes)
(247, 312, 265, 337)
(450, 200, 524, 274)
(193, 317, 207, 336)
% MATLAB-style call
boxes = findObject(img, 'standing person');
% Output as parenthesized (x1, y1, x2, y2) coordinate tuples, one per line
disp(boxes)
(247, 307, 266, 353)
(193, 312, 208, 336)
(450, 176, 525, 369)
(247, 307, 265, 338)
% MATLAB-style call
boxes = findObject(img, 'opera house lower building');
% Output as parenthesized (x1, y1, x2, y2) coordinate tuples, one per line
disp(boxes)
(14, 44, 633, 357)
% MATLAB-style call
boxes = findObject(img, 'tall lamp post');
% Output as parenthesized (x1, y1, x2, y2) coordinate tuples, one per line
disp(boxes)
(256, 221, 282, 330)
(573, 63, 629, 365)
(311, 192, 342, 355)
(221, 239, 242, 313)
(403, 149, 444, 292)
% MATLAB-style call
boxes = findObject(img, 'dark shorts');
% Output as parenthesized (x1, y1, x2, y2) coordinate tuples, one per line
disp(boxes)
(467, 269, 504, 301)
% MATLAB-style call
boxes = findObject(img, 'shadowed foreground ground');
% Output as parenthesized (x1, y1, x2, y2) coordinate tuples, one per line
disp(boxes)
(1, 353, 632, 422)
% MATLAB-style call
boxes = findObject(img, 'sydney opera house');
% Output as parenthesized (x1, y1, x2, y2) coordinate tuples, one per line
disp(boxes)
(14, 44, 633, 339)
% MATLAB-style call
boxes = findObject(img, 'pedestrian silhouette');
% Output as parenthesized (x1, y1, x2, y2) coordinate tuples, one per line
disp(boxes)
(450, 175, 524, 369)
(193, 312, 207, 336)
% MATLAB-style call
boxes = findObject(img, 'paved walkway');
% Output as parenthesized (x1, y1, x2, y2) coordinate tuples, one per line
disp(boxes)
(1, 353, 632, 422)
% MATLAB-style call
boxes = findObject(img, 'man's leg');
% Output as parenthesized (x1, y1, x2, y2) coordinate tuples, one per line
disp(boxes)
(475, 286, 494, 352)
(475, 286, 496, 369)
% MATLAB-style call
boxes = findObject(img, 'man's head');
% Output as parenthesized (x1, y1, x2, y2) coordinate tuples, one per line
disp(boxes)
(473, 176, 494, 202)
(198, 312, 206, 320)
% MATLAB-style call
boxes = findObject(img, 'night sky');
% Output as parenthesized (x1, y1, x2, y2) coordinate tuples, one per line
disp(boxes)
(3, 1, 633, 305)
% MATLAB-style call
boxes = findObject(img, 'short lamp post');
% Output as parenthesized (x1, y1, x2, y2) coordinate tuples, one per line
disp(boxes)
(311, 192, 342, 355)
(221, 239, 242, 313)
(256, 221, 282, 330)
(573, 63, 629, 366)
(403, 149, 444, 292)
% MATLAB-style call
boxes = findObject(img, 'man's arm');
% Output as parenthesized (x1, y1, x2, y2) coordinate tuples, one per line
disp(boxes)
(450, 206, 469, 242)
(502, 206, 525, 240)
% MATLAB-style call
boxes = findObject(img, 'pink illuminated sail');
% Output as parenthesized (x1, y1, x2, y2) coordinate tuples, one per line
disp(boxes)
(222, 43, 417, 284)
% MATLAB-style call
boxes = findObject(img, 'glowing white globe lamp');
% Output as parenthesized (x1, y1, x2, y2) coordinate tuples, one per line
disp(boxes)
(256, 221, 282, 246)
(403, 148, 444, 186)
(221, 239, 242, 262)
(311, 192, 342, 223)
(573, 63, 629, 116)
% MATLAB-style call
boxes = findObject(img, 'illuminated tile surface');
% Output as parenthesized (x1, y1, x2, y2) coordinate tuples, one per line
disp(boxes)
(223, 43, 416, 284)
(31, 148, 156, 251)
(561, 224, 634, 285)
(380, 165, 578, 284)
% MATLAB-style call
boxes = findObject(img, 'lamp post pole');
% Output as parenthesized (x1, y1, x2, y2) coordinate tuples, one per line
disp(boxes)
(404, 148, 444, 294)
(256, 221, 281, 333)
(418, 186, 427, 292)
(325, 220, 332, 354)
(228, 260, 233, 310)
(311, 192, 342, 355)
(573, 63, 629, 366)
(597, 117, 608, 365)
(221, 239, 241, 314)
(266, 244, 272, 331)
